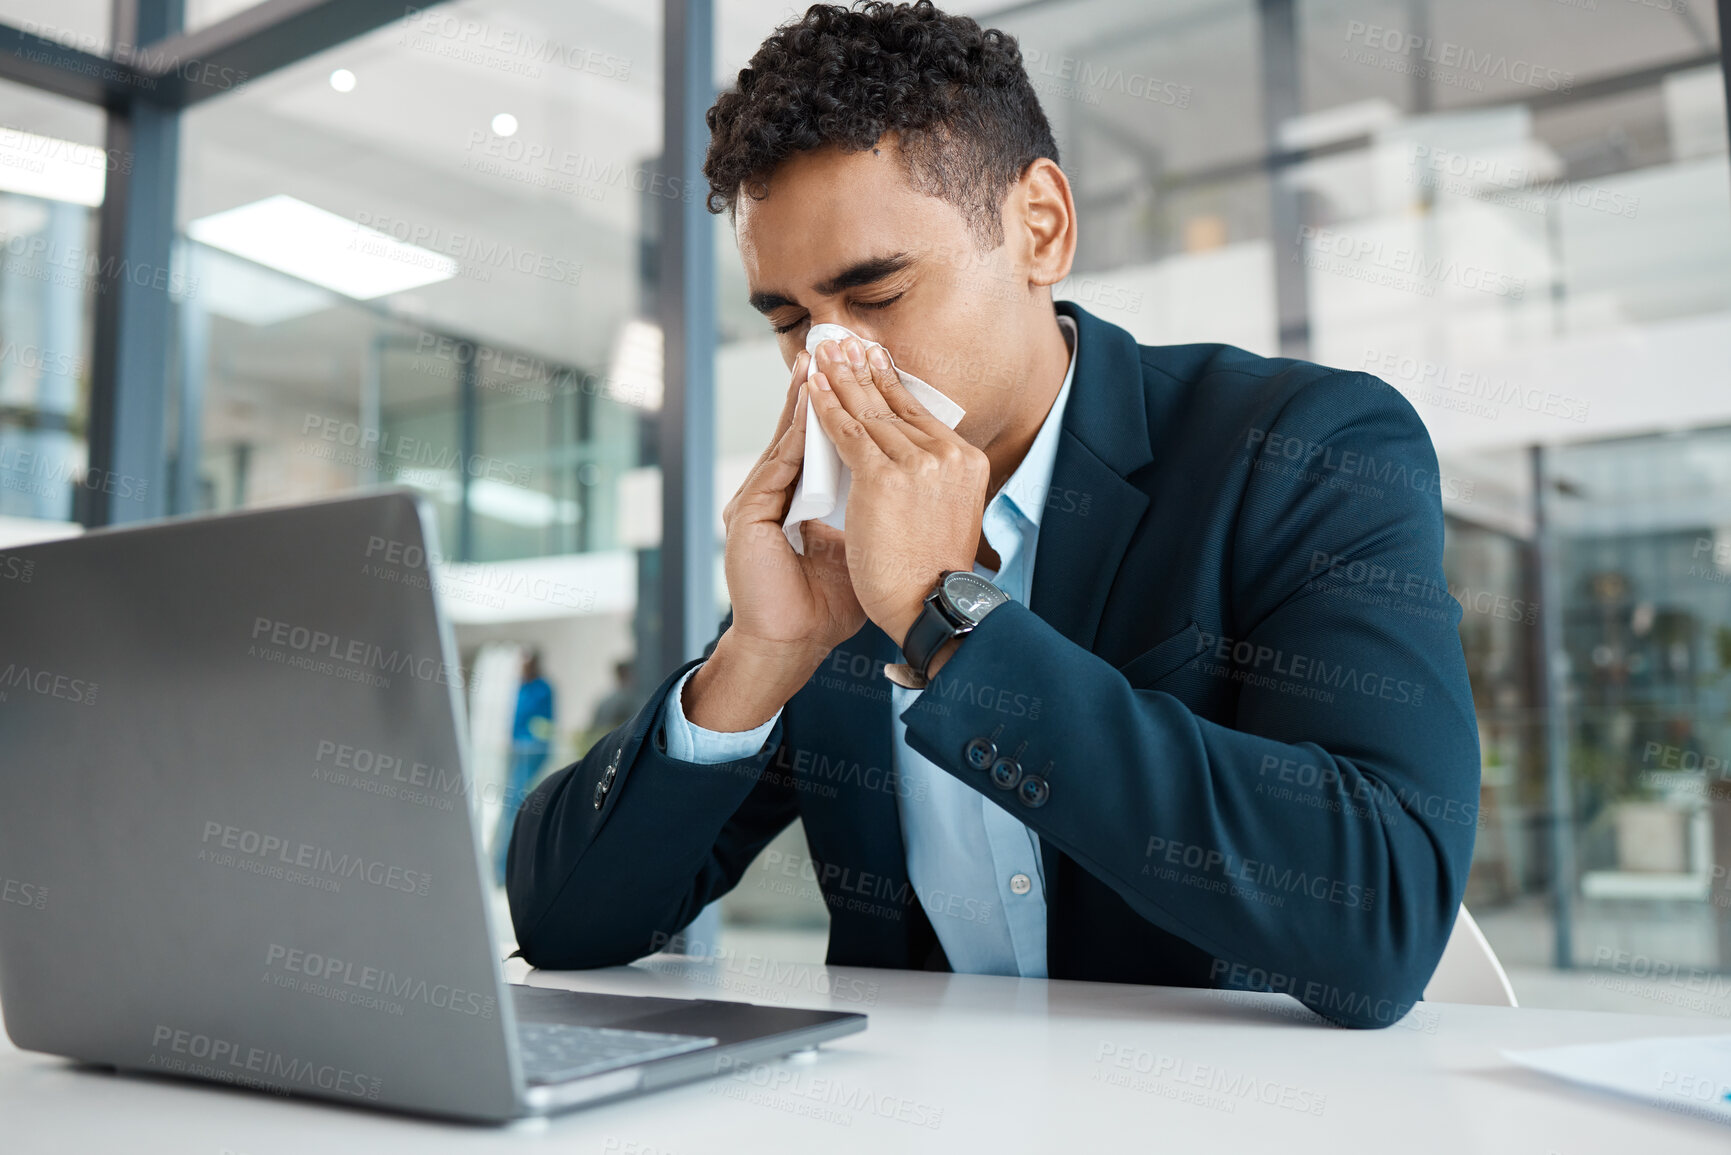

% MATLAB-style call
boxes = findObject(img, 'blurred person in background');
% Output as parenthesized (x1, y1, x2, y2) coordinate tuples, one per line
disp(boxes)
(496, 650, 555, 885)
(586, 658, 639, 743)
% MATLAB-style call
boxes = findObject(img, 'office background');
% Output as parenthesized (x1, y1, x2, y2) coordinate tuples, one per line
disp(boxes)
(0, 0, 1728, 1014)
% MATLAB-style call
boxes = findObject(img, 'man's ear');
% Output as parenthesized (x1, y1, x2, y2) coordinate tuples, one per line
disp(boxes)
(1016, 158, 1077, 289)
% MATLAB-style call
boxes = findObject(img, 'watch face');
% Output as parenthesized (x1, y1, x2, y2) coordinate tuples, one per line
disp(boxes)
(941, 571, 1009, 624)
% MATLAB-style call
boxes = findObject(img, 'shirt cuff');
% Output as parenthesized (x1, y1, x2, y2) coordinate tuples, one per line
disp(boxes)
(660, 662, 781, 763)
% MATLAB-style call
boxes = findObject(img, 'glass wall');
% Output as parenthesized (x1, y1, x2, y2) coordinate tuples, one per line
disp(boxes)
(168, 1, 669, 871)
(0, 76, 104, 527)
(0, 0, 113, 57)
(1549, 428, 1731, 997)
(175, 2, 661, 555)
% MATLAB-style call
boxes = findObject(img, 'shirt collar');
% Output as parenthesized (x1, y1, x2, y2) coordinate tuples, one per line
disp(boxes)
(994, 313, 1080, 532)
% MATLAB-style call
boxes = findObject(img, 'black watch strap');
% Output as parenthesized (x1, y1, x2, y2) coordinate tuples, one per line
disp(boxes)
(900, 595, 960, 683)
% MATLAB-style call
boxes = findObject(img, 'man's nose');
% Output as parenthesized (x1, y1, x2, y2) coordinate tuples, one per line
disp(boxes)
(807, 314, 880, 344)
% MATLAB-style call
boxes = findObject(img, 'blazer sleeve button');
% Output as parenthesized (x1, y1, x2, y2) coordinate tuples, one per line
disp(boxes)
(592, 748, 622, 810)
(1017, 774, 1050, 809)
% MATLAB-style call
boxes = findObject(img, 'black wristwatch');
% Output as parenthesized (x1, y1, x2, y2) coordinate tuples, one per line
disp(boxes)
(891, 571, 1010, 689)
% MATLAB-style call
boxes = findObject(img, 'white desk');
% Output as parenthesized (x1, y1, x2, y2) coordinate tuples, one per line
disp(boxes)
(2, 956, 1727, 1153)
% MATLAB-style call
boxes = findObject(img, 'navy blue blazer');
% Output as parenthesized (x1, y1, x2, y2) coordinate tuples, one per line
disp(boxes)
(508, 300, 1481, 1028)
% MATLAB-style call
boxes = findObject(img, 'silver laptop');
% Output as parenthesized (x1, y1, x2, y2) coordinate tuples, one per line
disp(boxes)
(0, 490, 864, 1122)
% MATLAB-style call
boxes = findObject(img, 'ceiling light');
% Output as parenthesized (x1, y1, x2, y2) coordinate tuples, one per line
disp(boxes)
(330, 69, 356, 92)
(0, 127, 106, 206)
(187, 194, 458, 300)
(491, 113, 519, 137)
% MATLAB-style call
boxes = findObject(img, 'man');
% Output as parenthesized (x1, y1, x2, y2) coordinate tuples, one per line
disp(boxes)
(585, 658, 640, 744)
(508, 1, 1480, 1029)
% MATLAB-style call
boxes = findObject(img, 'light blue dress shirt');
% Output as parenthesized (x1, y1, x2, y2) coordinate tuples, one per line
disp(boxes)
(660, 316, 1080, 978)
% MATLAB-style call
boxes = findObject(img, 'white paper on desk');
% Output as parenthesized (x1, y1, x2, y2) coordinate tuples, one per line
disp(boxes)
(1504, 1034, 1731, 1125)
(782, 323, 966, 555)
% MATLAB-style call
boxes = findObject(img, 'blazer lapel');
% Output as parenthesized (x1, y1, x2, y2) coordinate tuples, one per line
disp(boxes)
(1029, 303, 1156, 653)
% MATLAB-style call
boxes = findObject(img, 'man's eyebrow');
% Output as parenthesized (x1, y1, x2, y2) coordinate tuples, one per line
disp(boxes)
(814, 252, 914, 296)
(748, 290, 798, 315)
(747, 251, 916, 316)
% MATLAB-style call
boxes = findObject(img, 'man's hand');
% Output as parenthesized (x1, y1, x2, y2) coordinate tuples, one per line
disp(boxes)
(807, 337, 990, 648)
(685, 350, 867, 732)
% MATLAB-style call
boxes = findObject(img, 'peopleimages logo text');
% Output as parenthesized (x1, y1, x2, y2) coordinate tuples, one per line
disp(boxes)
(0, 876, 47, 910)
(249, 617, 464, 688)
(301, 414, 530, 485)
(1297, 226, 1525, 299)
(148, 1025, 380, 1099)
(1194, 630, 1426, 706)
(0, 662, 99, 705)
(1246, 426, 1476, 502)
(265, 943, 496, 1018)
(1343, 21, 1574, 93)
(399, 7, 631, 80)
(1144, 835, 1377, 911)
(199, 821, 431, 896)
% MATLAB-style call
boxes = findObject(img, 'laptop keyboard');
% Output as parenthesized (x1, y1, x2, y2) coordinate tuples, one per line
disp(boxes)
(516, 1022, 719, 1085)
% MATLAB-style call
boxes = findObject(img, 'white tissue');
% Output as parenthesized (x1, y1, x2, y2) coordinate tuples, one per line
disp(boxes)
(782, 323, 966, 555)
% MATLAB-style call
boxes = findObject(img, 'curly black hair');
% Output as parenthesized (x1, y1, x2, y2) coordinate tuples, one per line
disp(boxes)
(704, 1, 1058, 249)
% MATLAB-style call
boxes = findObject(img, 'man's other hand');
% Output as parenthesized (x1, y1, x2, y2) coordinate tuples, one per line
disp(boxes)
(687, 349, 868, 732)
